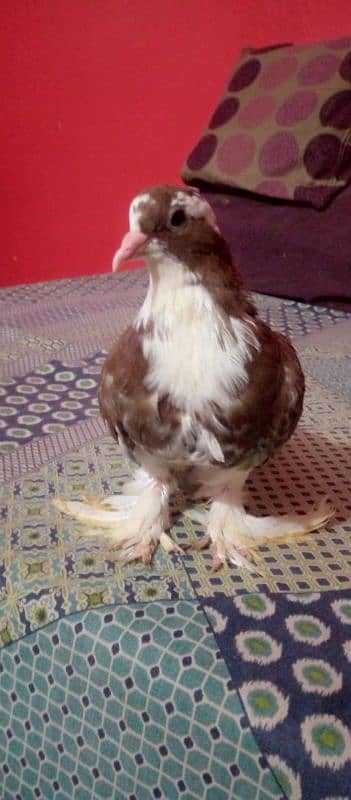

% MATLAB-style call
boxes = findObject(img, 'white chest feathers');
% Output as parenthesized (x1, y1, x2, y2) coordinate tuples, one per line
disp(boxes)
(136, 264, 260, 415)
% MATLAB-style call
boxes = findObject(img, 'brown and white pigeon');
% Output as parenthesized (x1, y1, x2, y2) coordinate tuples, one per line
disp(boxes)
(55, 185, 333, 569)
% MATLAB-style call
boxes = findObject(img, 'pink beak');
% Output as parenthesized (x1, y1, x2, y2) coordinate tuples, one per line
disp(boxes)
(112, 230, 149, 272)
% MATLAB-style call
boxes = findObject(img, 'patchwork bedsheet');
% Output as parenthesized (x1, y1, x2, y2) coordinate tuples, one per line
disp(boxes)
(0, 270, 351, 800)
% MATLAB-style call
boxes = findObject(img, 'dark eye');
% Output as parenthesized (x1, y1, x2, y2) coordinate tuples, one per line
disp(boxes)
(169, 208, 187, 227)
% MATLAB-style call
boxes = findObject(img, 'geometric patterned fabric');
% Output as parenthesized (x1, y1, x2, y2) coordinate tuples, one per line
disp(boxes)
(0, 602, 284, 800)
(203, 589, 351, 800)
(1, 270, 351, 798)
(0, 351, 105, 454)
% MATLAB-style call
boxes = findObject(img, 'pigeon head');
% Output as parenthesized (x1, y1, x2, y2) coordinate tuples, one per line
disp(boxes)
(112, 185, 227, 271)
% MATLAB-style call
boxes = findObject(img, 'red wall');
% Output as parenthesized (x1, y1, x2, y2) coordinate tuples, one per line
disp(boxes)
(1, 0, 350, 287)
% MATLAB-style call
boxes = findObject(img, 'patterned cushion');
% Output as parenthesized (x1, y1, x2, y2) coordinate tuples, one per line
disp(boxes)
(182, 37, 351, 209)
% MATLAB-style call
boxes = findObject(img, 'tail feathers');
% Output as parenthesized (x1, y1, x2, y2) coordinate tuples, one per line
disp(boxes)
(53, 497, 136, 528)
(240, 497, 335, 546)
(204, 495, 335, 573)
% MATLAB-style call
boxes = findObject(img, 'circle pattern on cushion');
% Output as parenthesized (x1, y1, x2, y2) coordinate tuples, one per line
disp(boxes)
(238, 94, 276, 128)
(182, 37, 351, 209)
(303, 134, 341, 179)
(259, 55, 298, 90)
(217, 133, 256, 175)
(340, 50, 351, 82)
(297, 53, 339, 85)
(186, 133, 217, 170)
(276, 89, 318, 126)
(320, 90, 351, 129)
(209, 97, 240, 129)
(259, 131, 299, 176)
(228, 58, 261, 91)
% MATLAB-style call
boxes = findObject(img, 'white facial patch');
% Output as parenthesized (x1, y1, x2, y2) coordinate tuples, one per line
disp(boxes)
(129, 188, 218, 235)
(170, 191, 219, 232)
(129, 193, 156, 232)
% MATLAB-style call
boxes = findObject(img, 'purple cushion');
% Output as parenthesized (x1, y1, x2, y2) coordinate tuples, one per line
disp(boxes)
(204, 183, 351, 307)
(183, 36, 351, 209)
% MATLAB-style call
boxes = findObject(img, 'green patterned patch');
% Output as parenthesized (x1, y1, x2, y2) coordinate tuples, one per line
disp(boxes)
(0, 601, 282, 800)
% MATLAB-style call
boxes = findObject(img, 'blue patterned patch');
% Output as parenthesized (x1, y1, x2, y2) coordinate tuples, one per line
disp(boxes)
(0, 352, 106, 454)
(202, 590, 351, 799)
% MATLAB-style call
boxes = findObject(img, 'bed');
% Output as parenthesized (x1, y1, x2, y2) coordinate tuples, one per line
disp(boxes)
(0, 267, 350, 800)
(1, 34, 351, 800)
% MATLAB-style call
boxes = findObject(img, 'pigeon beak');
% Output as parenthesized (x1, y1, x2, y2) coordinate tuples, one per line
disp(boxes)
(112, 230, 149, 272)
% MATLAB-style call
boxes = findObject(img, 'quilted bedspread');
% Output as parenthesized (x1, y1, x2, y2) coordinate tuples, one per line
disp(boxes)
(0, 270, 351, 800)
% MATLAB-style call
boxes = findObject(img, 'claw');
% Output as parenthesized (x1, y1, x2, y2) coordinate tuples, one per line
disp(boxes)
(212, 553, 225, 571)
(210, 540, 262, 574)
(160, 532, 184, 555)
(140, 539, 157, 565)
(53, 482, 171, 564)
(184, 534, 211, 553)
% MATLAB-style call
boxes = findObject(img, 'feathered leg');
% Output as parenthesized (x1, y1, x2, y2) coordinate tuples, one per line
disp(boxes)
(54, 469, 182, 564)
(190, 467, 334, 570)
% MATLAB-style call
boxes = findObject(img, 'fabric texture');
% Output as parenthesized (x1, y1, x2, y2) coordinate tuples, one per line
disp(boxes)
(0, 272, 351, 799)
(182, 36, 351, 209)
(203, 181, 351, 306)
(203, 589, 351, 800)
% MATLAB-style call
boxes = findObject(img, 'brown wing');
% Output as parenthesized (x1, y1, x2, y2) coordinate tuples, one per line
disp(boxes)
(98, 326, 181, 457)
(99, 319, 304, 470)
(204, 319, 305, 469)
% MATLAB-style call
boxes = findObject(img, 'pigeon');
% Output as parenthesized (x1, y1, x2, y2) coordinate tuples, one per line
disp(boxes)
(55, 185, 333, 569)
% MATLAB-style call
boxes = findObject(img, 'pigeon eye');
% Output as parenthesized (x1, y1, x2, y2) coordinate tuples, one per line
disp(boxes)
(169, 208, 187, 227)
